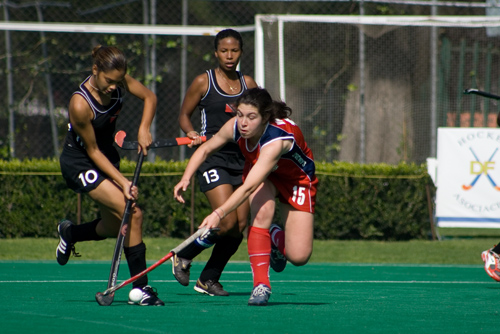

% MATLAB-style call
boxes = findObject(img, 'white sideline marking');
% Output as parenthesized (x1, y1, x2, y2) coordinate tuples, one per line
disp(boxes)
(0, 279, 491, 284)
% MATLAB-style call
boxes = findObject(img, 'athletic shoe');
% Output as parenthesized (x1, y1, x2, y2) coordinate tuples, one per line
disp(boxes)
(482, 248, 500, 282)
(269, 224, 287, 272)
(171, 254, 192, 286)
(248, 284, 272, 306)
(56, 220, 80, 265)
(128, 286, 164, 306)
(194, 279, 230, 296)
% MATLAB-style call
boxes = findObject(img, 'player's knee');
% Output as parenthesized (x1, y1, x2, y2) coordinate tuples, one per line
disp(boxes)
(134, 206, 143, 219)
(237, 217, 247, 233)
(251, 206, 274, 229)
(288, 252, 312, 267)
(217, 212, 239, 236)
(129, 207, 144, 230)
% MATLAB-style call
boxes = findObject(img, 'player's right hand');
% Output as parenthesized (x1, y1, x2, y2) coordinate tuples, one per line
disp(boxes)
(186, 131, 203, 148)
(122, 181, 139, 206)
(198, 211, 221, 230)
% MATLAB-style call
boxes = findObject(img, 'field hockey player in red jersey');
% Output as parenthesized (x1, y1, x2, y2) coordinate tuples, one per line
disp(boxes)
(482, 245, 500, 282)
(172, 28, 258, 296)
(174, 87, 318, 306)
(56, 45, 164, 306)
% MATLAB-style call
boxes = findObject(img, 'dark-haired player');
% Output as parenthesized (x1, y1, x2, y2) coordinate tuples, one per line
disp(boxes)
(56, 45, 163, 306)
(174, 87, 318, 306)
(173, 29, 258, 296)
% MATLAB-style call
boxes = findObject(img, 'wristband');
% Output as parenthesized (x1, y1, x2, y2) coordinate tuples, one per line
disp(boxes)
(213, 209, 223, 222)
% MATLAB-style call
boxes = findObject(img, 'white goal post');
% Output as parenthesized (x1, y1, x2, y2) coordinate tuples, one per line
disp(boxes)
(3, 17, 500, 165)
(255, 15, 500, 90)
(254, 14, 500, 165)
(0, 21, 255, 36)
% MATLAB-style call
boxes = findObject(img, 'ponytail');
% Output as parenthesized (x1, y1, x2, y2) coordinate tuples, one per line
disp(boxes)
(236, 88, 292, 122)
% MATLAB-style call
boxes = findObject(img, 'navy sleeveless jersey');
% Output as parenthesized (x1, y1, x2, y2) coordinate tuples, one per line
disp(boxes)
(62, 76, 123, 159)
(198, 69, 248, 154)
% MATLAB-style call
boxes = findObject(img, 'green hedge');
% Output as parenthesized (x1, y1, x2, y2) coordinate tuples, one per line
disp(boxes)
(0, 158, 434, 240)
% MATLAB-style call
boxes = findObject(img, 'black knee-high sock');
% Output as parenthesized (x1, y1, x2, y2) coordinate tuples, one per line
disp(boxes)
(199, 234, 243, 283)
(124, 242, 148, 288)
(493, 244, 500, 254)
(70, 219, 106, 243)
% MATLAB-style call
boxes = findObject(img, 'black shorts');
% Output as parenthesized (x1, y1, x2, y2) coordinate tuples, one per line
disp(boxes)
(196, 151, 245, 193)
(59, 147, 120, 193)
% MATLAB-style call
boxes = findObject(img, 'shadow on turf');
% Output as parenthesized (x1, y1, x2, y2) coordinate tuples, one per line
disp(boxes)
(176, 292, 250, 297)
(267, 302, 330, 306)
(81, 299, 330, 307)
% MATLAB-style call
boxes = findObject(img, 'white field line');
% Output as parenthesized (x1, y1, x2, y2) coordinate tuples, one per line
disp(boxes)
(0, 279, 491, 284)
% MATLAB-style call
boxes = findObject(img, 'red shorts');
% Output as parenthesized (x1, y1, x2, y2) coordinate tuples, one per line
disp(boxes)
(267, 174, 318, 213)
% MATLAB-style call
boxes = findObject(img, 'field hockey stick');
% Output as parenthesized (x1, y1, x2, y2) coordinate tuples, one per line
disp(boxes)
(95, 227, 219, 300)
(95, 151, 144, 306)
(463, 89, 500, 100)
(114, 130, 207, 150)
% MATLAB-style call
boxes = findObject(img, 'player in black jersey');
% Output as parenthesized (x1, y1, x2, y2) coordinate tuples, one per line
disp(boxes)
(173, 29, 258, 296)
(56, 45, 163, 306)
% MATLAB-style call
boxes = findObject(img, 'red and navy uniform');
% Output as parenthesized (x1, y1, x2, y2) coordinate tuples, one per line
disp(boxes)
(196, 69, 249, 192)
(59, 76, 124, 193)
(234, 118, 318, 213)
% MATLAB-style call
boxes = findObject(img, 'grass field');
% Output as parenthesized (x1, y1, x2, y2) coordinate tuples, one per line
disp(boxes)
(1, 228, 500, 264)
(2, 228, 500, 334)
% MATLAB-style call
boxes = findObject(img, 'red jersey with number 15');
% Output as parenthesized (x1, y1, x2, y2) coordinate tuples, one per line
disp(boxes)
(234, 118, 318, 213)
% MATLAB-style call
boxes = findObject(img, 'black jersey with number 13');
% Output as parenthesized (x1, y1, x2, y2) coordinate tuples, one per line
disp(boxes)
(198, 69, 248, 155)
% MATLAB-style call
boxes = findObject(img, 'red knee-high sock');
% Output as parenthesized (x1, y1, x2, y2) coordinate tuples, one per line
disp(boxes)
(248, 226, 271, 288)
(270, 226, 286, 256)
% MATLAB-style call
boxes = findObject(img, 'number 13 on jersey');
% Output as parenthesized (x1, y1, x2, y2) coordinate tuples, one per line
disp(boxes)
(202, 169, 220, 184)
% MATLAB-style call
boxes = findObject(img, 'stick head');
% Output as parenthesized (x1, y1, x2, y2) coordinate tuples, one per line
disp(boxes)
(114, 130, 127, 148)
(463, 89, 477, 95)
(95, 292, 114, 306)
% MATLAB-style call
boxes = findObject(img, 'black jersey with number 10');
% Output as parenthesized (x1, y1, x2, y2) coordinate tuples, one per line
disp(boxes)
(63, 75, 124, 155)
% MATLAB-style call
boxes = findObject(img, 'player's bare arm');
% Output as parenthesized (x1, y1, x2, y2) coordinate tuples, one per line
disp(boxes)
(173, 118, 236, 203)
(199, 139, 291, 230)
(179, 73, 209, 146)
(69, 95, 134, 200)
(123, 74, 156, 155)
(244, 75, 259, 89)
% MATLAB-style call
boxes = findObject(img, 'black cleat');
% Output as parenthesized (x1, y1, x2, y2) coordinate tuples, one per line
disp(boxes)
(194, 279, 229, 296)
(128, 286, 164, 306)
(56, 220, 80, 265)
(171, 254, 192, 286)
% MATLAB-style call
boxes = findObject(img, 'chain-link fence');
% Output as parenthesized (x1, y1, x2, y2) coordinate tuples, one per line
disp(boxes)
(0, 0, 498, 163)
(257, 14, 500, 164)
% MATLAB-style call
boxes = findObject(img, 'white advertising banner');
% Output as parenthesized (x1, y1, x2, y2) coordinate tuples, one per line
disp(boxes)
(436, 128, 500, 228)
